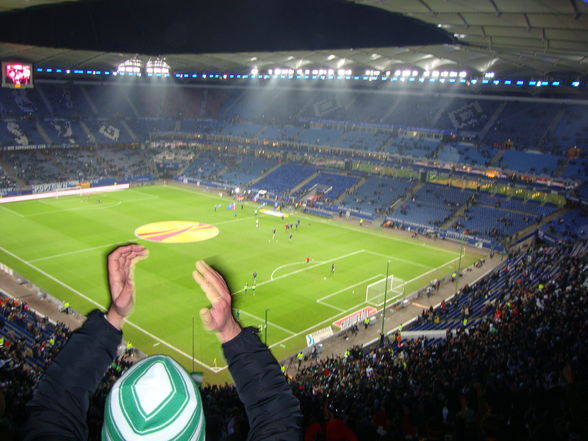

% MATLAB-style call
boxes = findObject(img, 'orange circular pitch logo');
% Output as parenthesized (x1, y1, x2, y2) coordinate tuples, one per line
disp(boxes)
(135, 221, 219, 243)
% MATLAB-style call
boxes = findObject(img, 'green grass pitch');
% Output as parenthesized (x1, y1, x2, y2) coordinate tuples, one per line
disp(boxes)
(0, 184, 482, 383)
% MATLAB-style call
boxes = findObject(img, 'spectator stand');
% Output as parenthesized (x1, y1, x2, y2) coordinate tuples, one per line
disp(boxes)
(251, 163, 317, 196)
(538, 208, 588, 244)
(341, 175, 415, 217)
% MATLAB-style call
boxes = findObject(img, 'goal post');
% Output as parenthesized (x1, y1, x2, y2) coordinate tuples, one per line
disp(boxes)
(365, 275, 406, 307)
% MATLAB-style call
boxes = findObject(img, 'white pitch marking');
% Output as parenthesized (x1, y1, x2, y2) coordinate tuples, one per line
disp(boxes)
(316, 301, 345, 312)
(316, 274, 384, 302)
(363, 250, 431, 269)
(0, 204, 24, 217)
(29, 240, 132, 263)
(365, 256, 460, 305)
(269, 255, 462, 350)
(270, 260, 323, 280)
(0, 245, 223, 372)
(292, 210, 461, 256)
(236, 309, 296, 335)
(26, 200, 123, 216)
(234, 249, 365, 295)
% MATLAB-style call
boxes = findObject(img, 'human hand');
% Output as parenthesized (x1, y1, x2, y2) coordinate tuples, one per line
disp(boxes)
(106, 244, 149, 330)
(193, 260, 241, 343)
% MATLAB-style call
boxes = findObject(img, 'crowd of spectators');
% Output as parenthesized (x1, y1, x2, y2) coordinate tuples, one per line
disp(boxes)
(291, 243, 588, 441)
(3, 240, 587, 440)
(0, 294, 135, 440)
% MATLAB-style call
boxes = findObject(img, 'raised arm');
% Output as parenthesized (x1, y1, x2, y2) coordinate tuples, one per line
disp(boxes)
(193, 260, 303, 441)
(21, 244, 148, 441)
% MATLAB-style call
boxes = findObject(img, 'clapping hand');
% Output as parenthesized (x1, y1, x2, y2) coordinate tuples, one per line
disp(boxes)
(193, 260, 241, 343)
(106, 244, 149, 330)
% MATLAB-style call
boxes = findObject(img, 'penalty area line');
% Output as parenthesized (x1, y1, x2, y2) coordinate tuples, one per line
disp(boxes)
(270, 255, 462, 351)
(316, 274, 384, 302)
(233, 249, 365, 295)
(366, 255, 460, 306)
(236, 309, 296, 336)
(317, 275, 384, 312)
(0, 245, 223, 373)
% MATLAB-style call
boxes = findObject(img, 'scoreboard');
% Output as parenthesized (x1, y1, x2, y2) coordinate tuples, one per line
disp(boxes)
(2, 62, 33, 89)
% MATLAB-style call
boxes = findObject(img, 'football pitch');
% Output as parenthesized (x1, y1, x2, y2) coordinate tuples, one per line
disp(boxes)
(0, 184, 482, 383)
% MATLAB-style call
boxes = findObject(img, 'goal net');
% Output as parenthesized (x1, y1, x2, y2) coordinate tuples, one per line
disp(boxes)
(365, 275, 406, 307)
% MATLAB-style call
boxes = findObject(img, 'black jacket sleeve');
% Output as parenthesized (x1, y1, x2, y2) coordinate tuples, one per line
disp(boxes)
(20, 310, 122, 441)
(223, 327, 303, 441)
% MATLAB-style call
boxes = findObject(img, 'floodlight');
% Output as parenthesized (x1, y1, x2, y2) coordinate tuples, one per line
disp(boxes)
(146, 57, 170, 76)
(327, 54, 336, 60)
(571, 81, 580, 87)
(250, 67, 258, 75)
(117, 56, 142, 75)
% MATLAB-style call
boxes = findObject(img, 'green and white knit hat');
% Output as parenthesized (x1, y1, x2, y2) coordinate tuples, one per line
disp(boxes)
(102, 355, 205, 441)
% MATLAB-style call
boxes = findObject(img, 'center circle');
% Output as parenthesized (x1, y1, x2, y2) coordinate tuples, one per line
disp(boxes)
(135, 221, 219, 243)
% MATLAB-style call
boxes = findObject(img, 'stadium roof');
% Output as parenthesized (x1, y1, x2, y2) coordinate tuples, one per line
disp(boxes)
(0, 0, 586, 79)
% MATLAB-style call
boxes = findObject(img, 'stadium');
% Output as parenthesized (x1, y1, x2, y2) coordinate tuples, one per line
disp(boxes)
(1, 0, 587, 440)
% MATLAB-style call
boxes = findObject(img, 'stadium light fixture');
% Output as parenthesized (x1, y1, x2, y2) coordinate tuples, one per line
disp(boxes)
(146, 57, 170, 76)
(117, 57, 142, 75)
